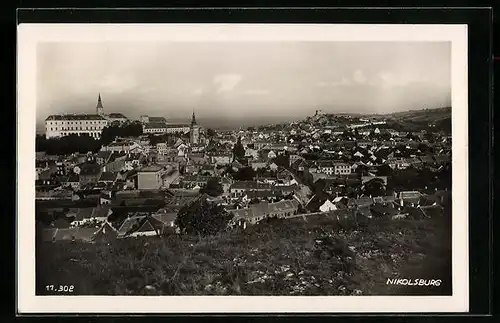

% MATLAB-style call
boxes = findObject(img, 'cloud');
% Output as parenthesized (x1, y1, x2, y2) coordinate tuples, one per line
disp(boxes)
(241, 89, 269, 96)
(99, 74, 138, 93)
(193, 88, 204, 96)
(352, 70, 367, 84)
(317, 71, 371, 88)
(375, 72, 413, 88)
(213, 74, 243, 93)
(138, 86, 158, 94)
(316, 77, 351, 88)
(318, 70, 412, 89)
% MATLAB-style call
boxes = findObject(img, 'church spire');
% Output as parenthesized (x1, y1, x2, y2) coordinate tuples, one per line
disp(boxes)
(96, 93, 104, 115)
(191, 109, 197, 125)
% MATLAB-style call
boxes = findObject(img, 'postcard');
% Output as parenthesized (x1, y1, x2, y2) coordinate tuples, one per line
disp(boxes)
(17, 22, 468, 313)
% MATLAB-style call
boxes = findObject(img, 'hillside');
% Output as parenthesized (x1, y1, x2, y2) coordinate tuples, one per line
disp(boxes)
(386, 107, 451, 121)
(375, 107, 451, 133)
(36, 213, 451, 296)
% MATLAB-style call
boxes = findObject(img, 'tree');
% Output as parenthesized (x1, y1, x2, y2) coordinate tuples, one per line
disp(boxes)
(100, 122, 143, 146)
(233, 167, 256, 181)
(207, 128, 217, 138)
(232, 136, 245, 162)
(273, 154, 290, 168)
(175, 199, 233, 236)
(200, 178, 223, 197)
(36, 134, 101, 155)
(363, 178, 386, 197)
(376, 164, 393, 176)
(148, 134, 169, 146)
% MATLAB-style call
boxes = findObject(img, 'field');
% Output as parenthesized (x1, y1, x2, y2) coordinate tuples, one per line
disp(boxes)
(36, 213, 451, 296)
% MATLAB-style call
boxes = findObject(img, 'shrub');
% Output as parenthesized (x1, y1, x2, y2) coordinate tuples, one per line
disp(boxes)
(175, 199, 233, 236)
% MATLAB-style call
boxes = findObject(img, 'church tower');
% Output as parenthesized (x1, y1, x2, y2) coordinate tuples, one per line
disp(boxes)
(96, 93, 104, 115)
(190, 110, 200, 145)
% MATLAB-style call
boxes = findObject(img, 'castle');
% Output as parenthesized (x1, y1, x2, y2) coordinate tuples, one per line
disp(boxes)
(44, 93, 128, 139)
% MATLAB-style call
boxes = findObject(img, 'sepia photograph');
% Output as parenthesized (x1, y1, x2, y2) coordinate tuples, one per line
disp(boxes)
(17, 23, 469, 313)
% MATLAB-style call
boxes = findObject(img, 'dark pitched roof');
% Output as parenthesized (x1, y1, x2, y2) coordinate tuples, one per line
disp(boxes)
(152, 212, 177, 225)
(107, 113, 127, 119)
(148, 117, 167, 123)
(144, 122, 167, 129)
(99, 172, 118, 182)
(135, 220, 156, 233)
(166, 123, 189, 128)
(46, 114, 106, 121)
(92, 221, 119, 242)
(52, 227, 97, 242)
(230, 181, 271, 190)
(79, 163, 101, 176)
(244, 189, 282, 199)
(117, 216, 146, 237)
(305, 194, 329, 212)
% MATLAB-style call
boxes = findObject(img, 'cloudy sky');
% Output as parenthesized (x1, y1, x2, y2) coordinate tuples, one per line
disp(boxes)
(37, 41, 451, 128)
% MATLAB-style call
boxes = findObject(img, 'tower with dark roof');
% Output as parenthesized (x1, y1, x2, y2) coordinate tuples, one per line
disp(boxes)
(96, 93, 104, 115)
(190, 110, 200, 145)
(191, 110, 197, 126)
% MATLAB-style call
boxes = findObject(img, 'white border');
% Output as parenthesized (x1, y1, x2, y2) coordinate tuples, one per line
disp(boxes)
(17, 23, 469, 313)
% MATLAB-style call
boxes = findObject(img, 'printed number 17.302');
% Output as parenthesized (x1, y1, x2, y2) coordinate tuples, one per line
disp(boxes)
(45, 285, 75, 292)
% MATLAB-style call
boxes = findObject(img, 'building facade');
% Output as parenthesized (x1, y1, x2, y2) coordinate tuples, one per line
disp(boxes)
(45, 114, 108, 139)
(101, 140, 143, 154)
(143, 122, 168, 134)
(166, 124, 190, 134)
(136, 165, 166, 190)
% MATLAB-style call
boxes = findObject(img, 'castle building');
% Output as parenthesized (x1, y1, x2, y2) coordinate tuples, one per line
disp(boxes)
(44, 94, 128, 139)
(45, 114, 108, 139)
(189, 110, 200, 145)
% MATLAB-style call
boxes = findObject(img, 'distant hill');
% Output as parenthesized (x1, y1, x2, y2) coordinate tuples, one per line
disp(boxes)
(351, 107, 451, 134)
(385, 107, 451, 122)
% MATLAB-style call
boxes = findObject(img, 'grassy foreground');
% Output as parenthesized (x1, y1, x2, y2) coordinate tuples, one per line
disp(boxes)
(36, 214, 451, 296)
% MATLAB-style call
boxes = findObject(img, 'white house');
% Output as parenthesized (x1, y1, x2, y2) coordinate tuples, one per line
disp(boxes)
(319, 200, 338, 212)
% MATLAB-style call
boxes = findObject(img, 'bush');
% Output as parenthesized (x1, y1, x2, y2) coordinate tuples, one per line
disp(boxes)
(175, 199, 233, 236)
